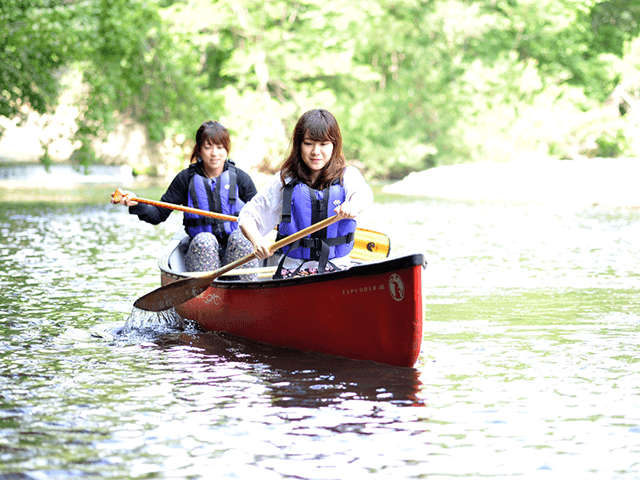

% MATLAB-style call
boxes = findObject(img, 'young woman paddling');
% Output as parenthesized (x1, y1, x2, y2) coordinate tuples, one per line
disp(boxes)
(111, 120, 258, 274)
(239, 109, 373, 278)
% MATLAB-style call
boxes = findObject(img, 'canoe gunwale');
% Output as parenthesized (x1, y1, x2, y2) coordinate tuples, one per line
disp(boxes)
(160, 251, 426, 290)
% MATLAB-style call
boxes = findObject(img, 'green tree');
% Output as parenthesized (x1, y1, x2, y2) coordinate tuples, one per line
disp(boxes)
(344, 0, 470, 176)
(77, 1, 207, 141)
(467, 0, 640, 100)
(164, 0, 382, 170)
(1, 0, 209, 170)
(0, 0, 80, 126)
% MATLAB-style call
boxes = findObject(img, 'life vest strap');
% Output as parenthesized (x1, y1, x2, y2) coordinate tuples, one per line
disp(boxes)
(185, 161, 240, 240)
(227, 161, 238, 205)
(275, 231, 354, 250)
(281, 179, 296, 223)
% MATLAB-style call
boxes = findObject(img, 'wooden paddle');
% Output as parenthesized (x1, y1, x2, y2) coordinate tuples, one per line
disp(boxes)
(112, 189, 391, 260)
(133, 215, 342, 312)
(111, 188, 238, 222)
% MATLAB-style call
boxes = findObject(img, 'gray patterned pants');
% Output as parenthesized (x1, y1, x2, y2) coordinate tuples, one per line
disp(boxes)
(185, 229, 259, 280)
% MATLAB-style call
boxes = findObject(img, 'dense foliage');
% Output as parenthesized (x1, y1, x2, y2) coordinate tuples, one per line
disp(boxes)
(1, 0, 639, 177)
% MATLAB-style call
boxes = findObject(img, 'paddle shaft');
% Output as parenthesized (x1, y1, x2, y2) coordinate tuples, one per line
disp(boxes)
(113, 191, 238, 223)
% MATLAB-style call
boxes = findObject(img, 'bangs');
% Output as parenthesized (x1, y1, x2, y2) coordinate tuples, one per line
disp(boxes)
(305, 122, 331, 142)
(302, 111, 338, 142)
(203, 128, 227, 146)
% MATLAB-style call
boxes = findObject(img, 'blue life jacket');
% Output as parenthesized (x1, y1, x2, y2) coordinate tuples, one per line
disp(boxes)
(275, 178, 356, 277)
(183, 160, 244, 241)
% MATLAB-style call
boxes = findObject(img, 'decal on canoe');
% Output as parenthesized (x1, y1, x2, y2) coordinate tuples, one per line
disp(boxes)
(202, 291, 222, 306)
(342, 283, 385, 296)
(388, 274, 405, 302)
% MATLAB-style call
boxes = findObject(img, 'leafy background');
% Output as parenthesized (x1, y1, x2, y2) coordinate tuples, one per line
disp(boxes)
(1, 0, 639, 180)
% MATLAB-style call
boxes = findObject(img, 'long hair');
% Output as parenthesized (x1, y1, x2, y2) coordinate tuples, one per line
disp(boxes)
(190, 121, 231, 164)
(280, 109, 346, 190)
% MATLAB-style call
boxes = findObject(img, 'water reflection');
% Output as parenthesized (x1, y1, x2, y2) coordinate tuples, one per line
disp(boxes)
(152, 332, 425, 409)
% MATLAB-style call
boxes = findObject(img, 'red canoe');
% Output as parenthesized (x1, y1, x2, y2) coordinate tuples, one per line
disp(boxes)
(158, 234, 426, 367)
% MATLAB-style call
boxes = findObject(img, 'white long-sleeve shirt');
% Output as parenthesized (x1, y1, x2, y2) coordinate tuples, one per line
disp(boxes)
(239, 166, 374, 269)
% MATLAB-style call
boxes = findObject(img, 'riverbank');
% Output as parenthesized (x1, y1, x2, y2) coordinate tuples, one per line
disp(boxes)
(2, 157, 639, 208)
(0, 162, 138, 203)
(382, 157, 640, 208)
(0, 162, 135, 186)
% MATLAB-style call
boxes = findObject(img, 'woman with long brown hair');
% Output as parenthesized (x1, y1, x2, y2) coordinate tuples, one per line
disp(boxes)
(239, 109, 373, 278)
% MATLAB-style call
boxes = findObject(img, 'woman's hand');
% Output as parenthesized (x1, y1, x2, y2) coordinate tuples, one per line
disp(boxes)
(111, 188, 139, 207)
(252, 236, 274, 261)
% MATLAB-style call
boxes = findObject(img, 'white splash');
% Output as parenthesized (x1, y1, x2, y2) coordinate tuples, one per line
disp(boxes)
(122, 307, 187, 335)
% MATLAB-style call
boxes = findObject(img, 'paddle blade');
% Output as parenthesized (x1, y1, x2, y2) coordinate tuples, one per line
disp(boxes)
(134, 276, 213, 312)
(350, 228, 391, 261)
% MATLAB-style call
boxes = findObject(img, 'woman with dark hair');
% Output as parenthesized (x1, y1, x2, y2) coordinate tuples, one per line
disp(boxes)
(111, 120, 258, 274)
(239, 109, 373, 278)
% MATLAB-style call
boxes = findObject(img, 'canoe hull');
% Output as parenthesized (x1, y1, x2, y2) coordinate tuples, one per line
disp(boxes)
(161, 254, 425, 368)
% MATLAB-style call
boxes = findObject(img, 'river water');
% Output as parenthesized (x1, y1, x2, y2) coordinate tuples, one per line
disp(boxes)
(1, 185, 639, 479)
